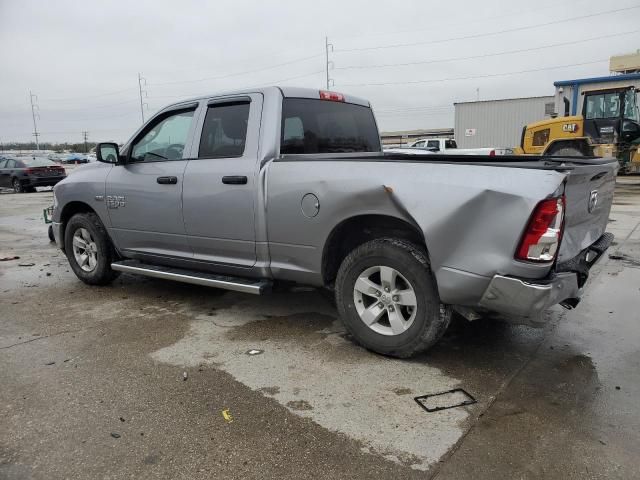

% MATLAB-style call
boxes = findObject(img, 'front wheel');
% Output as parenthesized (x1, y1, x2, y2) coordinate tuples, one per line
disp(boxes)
(335, 238, 451, 358)
(12, 178, 24, 193)
(64, 212, 119, 285)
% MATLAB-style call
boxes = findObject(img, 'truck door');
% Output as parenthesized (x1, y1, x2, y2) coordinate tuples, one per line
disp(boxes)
(105, 105, 198, 258)
(182, 94, 262, 268)
(583, 91, 622, 143)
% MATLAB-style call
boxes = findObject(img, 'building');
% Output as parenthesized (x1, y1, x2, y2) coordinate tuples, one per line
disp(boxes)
(454, 96, 554, 148)
(380, 128, 454, 148)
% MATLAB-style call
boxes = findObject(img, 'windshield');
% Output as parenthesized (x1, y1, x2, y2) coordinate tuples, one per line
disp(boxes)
(585, 92, 621, 120)
(624, 89, 639, 122)
(22, 157, 58, 167)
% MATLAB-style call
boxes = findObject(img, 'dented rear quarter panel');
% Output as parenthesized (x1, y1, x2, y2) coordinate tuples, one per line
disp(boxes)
(266, 159, 566, 305)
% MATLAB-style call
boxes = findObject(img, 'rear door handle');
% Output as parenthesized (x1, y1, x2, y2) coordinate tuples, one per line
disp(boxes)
(222, 176, 248, 185)
(157, 176, 178, 185)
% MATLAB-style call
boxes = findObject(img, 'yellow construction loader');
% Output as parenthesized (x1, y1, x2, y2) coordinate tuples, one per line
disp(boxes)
(514, 86, 640, 173)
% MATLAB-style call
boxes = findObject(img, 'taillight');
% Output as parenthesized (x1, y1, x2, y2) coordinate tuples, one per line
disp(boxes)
(515, 196, 565, 262)
(25, 168, 34, 174)
(319, 90, 345, 102)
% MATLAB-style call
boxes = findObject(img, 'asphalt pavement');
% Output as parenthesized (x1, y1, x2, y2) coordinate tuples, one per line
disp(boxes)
(1, 178, 639, 479)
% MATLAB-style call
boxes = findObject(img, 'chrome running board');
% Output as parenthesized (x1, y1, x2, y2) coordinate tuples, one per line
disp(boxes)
(111, 259, 271, 295)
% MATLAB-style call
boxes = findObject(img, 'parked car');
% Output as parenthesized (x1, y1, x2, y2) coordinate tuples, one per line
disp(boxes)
(0, 156, 66, 193)
(51, 86, 616, 357)
(61, 153, 89, 164)
(407, 137, 513, 156)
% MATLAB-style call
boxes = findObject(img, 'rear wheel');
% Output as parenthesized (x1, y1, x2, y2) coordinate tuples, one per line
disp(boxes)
(335, 238, 451, 358)
(64, 212, 119, 285)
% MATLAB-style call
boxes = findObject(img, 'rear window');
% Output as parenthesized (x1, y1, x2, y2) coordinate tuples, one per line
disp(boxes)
(22, 157, 57, 167)
(445, 139, 457, 149)
(281, 98, 380, 154)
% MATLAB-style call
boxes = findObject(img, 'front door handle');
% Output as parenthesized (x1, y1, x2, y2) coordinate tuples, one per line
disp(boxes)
(157, 176, 178, 185)
(222, 175, 248, 185)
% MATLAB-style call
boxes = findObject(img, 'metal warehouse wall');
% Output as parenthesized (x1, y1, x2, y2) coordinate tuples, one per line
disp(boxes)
(454, 96, 554, 148)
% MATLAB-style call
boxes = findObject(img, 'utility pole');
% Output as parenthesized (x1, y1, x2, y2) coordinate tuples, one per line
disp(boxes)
(29, 91, 40, 150)
(138, 73, 148, 124)
(325, 36, 334, 90)
(82, 131, 89, 153)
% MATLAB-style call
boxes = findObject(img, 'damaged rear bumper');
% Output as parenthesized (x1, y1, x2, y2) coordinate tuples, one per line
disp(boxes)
(479, 232, 614, 320)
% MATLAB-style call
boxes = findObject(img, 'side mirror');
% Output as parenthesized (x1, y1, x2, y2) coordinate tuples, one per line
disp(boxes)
(621, 121, 640, 143)
(96, 142, 120, 164)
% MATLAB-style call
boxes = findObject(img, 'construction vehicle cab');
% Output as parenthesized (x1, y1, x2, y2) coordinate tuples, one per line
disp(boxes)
(516, 84, 640, 173)
(514, 62, 640, 173)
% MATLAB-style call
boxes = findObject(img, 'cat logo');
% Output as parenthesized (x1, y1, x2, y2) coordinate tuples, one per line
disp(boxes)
(562, 123, 579, 133)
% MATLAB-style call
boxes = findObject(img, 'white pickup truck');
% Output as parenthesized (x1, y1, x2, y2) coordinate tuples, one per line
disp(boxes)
(386, 138, 512, 156)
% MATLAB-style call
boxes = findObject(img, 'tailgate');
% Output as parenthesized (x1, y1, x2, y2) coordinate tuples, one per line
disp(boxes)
(558, 157, 618, 262)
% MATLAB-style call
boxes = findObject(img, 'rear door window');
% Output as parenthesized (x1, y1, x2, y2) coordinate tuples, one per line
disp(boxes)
(5, 159, 16, 168)
(426, 140, 440, 151)
(281, 98, 380, 154)
(198, 101, 250, 158)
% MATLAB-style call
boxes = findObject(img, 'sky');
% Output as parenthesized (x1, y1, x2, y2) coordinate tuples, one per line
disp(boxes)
(0, 0, 638, 144)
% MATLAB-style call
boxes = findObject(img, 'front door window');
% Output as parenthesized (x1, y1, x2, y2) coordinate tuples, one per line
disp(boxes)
(131, 109, 195, 162)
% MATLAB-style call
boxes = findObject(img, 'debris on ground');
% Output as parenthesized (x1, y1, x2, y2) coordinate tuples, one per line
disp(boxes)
(221, 409, 233, 423)
(246, 349, 264, 356)
(609, 253, 624, 260)
(44, 361, 55, 366)
(119, 417, 126, 422)
(18, 262, 35, 267)
(0, 256, 20, 261)
(110, 433, 121, 439)
(183, 371, 188, 381)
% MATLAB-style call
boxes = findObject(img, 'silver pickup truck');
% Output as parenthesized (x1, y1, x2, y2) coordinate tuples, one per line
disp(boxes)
(51, 86, 616, 357)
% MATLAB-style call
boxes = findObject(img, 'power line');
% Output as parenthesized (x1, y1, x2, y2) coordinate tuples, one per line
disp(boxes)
(338, 59, 608, 87)
(145, 69, 325, 103)
(82, 131, 89, 153)
(148, 53, 324, 88)
(329, 0, 564, 41)
(335, 30, 640, 71)
(334, 6, 640, 53)
(40, 87, 139, 102)
(44, 98, 140, 112)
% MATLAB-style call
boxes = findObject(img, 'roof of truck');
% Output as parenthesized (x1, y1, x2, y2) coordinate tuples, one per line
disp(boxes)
(163, 86, 370, 110)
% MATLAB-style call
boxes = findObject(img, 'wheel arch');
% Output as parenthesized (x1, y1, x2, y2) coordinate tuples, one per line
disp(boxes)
(321, 214, 428, 286)
(58, 201, 100, 250)
(543, 137, 592, 156)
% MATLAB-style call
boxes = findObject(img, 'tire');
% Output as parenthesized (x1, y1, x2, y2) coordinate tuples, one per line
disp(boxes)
(64, 212, 119, 285)
(335, 238, 451, 358)
(47, 225, 55, 242)
(12, 178, 23, 193)
(547, 146, 584, 157)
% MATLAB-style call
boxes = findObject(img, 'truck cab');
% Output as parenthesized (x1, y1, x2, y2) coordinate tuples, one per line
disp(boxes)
(409, 138, 457, 152)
